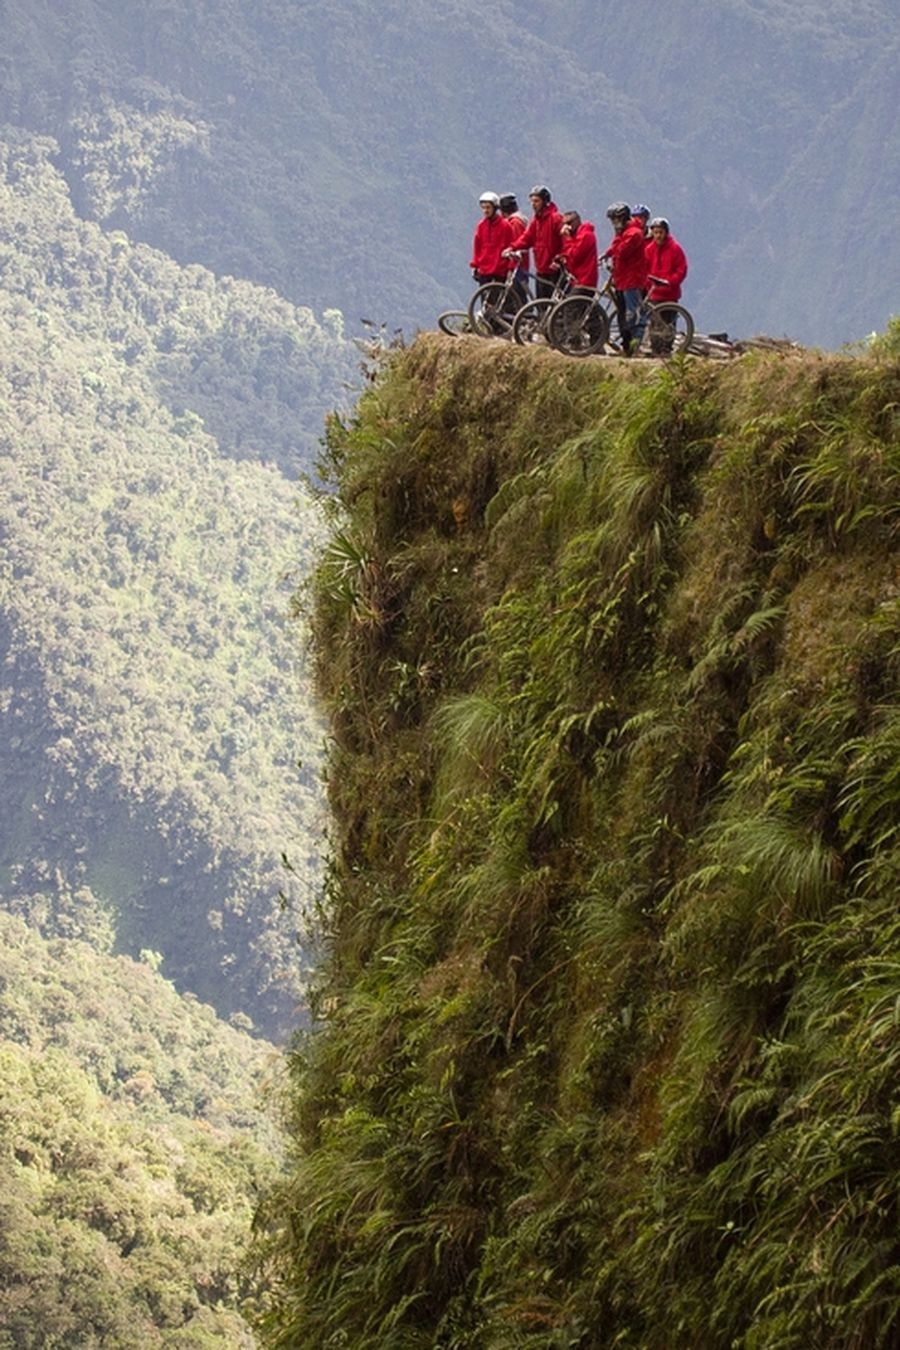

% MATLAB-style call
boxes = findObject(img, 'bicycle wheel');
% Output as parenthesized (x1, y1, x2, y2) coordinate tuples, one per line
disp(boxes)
(437, 310, 472, 336)
(512, 298, 555, 345)
(547, 292, 610, 357)
(467, 283, 516, 339)
(644, 303, 695, 356)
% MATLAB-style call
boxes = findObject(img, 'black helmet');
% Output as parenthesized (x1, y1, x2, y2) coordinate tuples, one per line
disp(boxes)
(499, 193, 519, 211)
(606, 201, 631, 221)
(530, 184, 551, 203)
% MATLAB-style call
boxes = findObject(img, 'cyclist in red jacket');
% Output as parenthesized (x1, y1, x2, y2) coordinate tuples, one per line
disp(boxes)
(631, 203, 651, 239)
(470, 192, 515, 285)
(500, 192, 529, 303)
(558, 211, 598, 288)
(603, 202, 648, 355)
(504, 184, 564, 300)
(500, 192, 527, 238)
(644, 217, 688, 303)
(644, 216, 688, 354)
(558, 210, 604, 345)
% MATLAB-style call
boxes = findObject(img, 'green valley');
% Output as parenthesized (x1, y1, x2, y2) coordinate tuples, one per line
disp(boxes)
(0, 3, 898, 1342)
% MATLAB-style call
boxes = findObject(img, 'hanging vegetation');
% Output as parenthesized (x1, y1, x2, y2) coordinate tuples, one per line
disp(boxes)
(256, 329, 899, 1349)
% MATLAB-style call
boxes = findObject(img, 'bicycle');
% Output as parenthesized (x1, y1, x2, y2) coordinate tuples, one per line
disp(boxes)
(548, 260, 695, 358)
(467, 256, 533, 339)
(546, 261, 616, 357)
(635, 278, 695, 356)
(510, 260, 577, 346)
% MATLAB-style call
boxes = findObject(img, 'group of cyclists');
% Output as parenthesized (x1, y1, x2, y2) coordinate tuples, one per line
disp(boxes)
(469, 185, 689, 355)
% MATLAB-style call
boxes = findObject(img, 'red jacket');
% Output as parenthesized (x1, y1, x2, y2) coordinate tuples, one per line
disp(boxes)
(560, 221, 599, 288)
(470, 212, 515, 276)
(509, 202, 564, 274)
(605, 219, 647, 290)
(506, 212, 528, 270)
(644, 235, 688, 303)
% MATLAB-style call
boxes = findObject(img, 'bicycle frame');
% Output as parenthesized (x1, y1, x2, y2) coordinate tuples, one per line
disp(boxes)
(467, 254, 535, 338)
(511, 262, 575, 345)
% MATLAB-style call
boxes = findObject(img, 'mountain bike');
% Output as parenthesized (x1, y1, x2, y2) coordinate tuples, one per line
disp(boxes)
(546, 262, 616, 356)
(510, 261, 576, 345)
(548, 261, 694, 358)
(467, 256, 533, 339)
(638, 279, 695, 356)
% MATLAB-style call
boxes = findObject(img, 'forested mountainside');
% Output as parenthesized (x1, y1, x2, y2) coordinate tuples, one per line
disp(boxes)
(0, 131, 356, 1038)
(0, 1, 897, 348)
(0, 130, 353, 478)
(0, 128, 359, 1344)
(256, 333, 899, 1347)
(0, 911, 278, 1346)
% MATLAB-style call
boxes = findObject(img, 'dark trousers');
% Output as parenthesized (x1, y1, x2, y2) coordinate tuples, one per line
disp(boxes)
(614, 290, 632, 350)
(650, 305, 677, 353)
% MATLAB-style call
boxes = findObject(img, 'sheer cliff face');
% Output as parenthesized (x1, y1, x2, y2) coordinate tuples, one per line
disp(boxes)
(257, 334, 900, 1349)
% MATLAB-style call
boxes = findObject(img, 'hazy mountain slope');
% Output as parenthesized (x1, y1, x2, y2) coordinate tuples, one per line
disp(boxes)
(0, 0, 895, 346)
(0, 133, 350, 1037)
(0, 129, 355, 476)
(0, 911, 277, 1347)
(702, 32, 900, 343)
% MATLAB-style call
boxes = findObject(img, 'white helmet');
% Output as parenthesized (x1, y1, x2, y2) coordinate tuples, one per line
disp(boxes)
(479, 191, 500, 207)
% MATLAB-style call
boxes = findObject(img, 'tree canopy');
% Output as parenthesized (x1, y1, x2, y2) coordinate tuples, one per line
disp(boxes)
(0, 911, 281, 1346)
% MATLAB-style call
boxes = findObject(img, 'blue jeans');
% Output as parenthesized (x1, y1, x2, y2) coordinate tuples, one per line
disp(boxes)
(618, 287, 647, 347)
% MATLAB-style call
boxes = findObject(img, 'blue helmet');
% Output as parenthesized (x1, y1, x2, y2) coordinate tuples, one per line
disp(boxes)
(631, 203, 651, 220)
